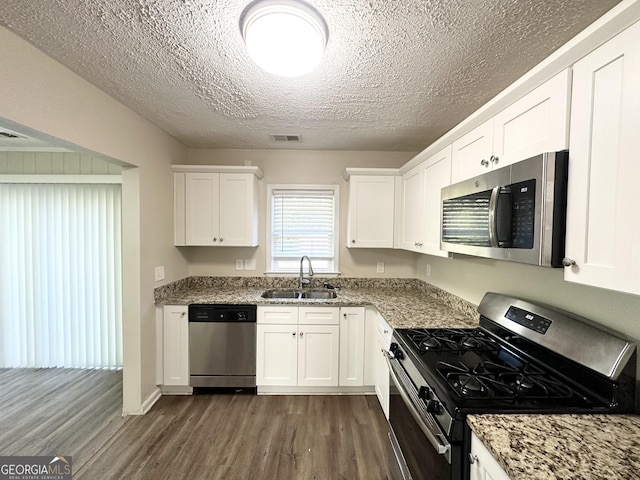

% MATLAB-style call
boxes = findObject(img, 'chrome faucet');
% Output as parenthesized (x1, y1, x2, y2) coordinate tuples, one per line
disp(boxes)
(299, 256, 314, 289)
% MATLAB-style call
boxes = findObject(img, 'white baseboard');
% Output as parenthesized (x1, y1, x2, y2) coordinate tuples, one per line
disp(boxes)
(140, 386, 162, 414)
(257, 385, 375, 395)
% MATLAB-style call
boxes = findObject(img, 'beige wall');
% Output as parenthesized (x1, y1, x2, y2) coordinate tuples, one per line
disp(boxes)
(0, 26, 189, 414)
(416, 254, 640, 352)
(185, 148, 419, 278)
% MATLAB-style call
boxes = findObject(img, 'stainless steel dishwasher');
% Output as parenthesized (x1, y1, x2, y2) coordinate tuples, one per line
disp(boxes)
(188, 304, 257, 388)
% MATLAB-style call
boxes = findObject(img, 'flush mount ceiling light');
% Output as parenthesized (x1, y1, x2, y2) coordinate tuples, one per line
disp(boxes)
(240, 0, 328, 77)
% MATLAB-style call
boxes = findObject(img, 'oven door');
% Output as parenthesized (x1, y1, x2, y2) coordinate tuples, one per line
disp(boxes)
(386, 352, 455, 480)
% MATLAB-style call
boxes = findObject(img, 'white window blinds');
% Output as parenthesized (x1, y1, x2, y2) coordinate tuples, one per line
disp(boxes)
(0, 183, 123, 369)
(270, 187, 337, 272)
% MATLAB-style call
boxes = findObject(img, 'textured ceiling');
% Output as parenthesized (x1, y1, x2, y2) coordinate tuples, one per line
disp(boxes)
(0, 0, 622, 151)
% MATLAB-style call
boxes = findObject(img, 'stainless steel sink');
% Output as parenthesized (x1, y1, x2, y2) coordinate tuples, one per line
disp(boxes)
(260, 289, 337, 300)
(261, 289, 300, 299)
(300, 290, 337, 299)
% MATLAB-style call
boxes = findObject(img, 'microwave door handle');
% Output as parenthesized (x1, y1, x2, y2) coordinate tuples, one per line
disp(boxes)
(488, 186, 501, 247)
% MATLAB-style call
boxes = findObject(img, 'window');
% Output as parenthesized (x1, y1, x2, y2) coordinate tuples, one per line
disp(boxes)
(267, 185, 339, 274)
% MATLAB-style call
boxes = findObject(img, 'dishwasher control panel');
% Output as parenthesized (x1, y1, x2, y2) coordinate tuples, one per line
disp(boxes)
(189, 304, 257, 322)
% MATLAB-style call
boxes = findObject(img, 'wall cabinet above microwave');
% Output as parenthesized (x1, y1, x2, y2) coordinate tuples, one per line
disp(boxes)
(172, 165, 263, 247)
(451, 69, 571, 183)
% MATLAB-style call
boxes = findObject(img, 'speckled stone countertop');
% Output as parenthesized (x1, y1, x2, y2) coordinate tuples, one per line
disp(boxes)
(154, 276, 479, 329)
(467, 414, 640, 480)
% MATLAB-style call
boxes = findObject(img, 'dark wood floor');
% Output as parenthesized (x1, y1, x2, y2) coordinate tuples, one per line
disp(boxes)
(0, 369, 393, 479)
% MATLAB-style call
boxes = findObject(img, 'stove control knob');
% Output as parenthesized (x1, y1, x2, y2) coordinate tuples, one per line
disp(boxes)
(426, 400, 442, 415)
(418, 386, 432, 400)
(390, 343, 399, 353)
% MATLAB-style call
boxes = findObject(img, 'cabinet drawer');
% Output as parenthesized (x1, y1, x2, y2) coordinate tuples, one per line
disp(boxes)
(298, 306, 340, 325)
(257, 306, 299, 324)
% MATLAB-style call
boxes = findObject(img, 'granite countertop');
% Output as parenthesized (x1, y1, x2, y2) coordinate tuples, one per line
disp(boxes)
(154, 276, 479, 329)
(467, 414, 640, 480)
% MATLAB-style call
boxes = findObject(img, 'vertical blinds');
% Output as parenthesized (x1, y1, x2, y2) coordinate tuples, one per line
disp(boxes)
(271, 188, 335, 271)
(0, 183, 123, 369)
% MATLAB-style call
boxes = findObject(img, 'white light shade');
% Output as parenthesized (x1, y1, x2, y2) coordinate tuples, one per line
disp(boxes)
(240, 0, 328, 77)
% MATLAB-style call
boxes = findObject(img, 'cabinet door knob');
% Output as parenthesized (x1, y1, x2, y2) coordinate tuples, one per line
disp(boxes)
(490, 155, 499, 164)
(219, 238, 224, 242)
(352, 239, 356, 244)
(562, 257, 577, 267)
(292, 332, 296, 336)
(468, 454, 478, 464)
(480, 159, 490, 167)
(299, 331, 304, 337)
(213, 237, 218, 242)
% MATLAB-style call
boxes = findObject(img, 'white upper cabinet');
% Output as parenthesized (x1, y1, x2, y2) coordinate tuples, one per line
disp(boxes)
(395, 163, 425, 252)
(395, 147, 451, 256)
(451, 119, 495, 183)
(564, 20, 640, 296)
(421, 145, 452, 257)
(173, 165, 262, 247)
(346, 171, 396, 248)
(493, 69, 571, 165)
(451, 70, 571, 183)
(185, 172, 220, 245)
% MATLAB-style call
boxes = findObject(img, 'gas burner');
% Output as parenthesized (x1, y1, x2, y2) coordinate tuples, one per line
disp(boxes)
(404, 328, 499, 353)
(437, 359, 577, 400)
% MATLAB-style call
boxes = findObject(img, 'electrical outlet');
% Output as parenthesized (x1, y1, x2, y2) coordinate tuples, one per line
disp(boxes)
(426, 264, 431, 277)
(154, 266, 165, 282)
(376, 262, 385, 274)
(235, 259, 244, 271)
(244, 259, 256, 270)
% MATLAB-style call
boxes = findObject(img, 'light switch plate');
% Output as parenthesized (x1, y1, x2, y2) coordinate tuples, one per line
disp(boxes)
(244, 258, 256, 270)
(235, 259, 244, 270)
(376, 262, 385, 274)
(154, 266, 165, 282)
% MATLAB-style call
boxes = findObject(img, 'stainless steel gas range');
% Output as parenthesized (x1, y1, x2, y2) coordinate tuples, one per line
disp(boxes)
(385, 292, 637, 480)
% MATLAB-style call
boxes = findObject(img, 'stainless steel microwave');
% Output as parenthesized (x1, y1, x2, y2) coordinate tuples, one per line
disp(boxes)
(440, 151, 569, 267)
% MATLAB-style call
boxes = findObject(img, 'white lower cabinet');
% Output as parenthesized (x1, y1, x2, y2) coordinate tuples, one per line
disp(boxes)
(256, 323, 299, 386)
(470, 432, 511, 480)
(339, 307, 366, 386)
(297, 324, 340, 387)
(257, 306, 340, 387)
(374, 313, 393, 419)
(162, 305, 189, 387)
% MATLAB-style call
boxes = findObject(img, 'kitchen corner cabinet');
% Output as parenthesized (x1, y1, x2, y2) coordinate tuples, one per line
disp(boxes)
(564, 20, 640, 296)
(172, 165, 263, 247)
(345, 169, 397, 248)
(451, 69, 570, 183)
(469, 432, 511, 480)
(162, 305, 189, 387)
(395, 146, 451, 257)
(339, 307, 365, 386)
(257, 306, 340, 387)
(421, 146, 452, 257)
(395, 162, 425, 252)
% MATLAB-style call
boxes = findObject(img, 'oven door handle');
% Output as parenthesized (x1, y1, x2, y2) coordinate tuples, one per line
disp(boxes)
(384, 351, 452, 463)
